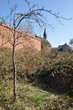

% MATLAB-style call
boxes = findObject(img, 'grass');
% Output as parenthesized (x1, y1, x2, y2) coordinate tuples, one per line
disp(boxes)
(0, 79, 73, 110)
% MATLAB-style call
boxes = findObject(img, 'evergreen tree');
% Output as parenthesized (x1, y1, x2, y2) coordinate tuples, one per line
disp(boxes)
(43, 28, 47, 40)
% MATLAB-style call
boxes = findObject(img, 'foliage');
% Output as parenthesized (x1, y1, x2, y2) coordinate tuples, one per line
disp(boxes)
(0, 46, 73, 94)
(41, 39, 51, 54)
(0, 47, 12, 82)
(1, 46, 73, 95)
(35, 52, 73, 95)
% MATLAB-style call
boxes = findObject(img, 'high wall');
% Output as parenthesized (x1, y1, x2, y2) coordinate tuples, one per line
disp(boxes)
(0, 24, 41, 51)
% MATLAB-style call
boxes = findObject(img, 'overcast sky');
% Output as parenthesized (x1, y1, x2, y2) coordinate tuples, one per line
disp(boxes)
(0, 0, 73, 47)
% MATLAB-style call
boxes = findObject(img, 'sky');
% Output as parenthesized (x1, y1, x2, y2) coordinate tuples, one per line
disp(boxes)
(0, 0, 73, 47)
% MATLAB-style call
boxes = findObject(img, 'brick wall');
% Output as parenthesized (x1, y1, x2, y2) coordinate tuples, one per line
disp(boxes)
(0, 24, 41, 51)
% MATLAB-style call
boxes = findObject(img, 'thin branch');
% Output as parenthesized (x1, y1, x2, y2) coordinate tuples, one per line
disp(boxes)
(0, 22, 14, 34)
(15, 8, 72, 29)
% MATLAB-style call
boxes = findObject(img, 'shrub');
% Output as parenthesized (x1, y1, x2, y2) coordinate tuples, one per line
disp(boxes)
(35, 52, 73, 95)
(0, 47, 12, 81)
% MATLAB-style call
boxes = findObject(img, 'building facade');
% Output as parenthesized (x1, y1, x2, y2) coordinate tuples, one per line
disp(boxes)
(0, 23, 41, 51)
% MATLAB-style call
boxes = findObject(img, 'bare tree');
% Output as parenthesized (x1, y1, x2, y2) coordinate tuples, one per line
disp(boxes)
(0, 0, 71, 101)
(20, 22, 34, 35)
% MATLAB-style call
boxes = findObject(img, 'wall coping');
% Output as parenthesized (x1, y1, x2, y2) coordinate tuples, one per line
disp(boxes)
(0, 22, 41, 41)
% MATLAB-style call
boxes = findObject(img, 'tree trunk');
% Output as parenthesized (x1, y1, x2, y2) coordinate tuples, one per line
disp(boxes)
(12, 42, 16, 101)
(12, 20, 17, 101)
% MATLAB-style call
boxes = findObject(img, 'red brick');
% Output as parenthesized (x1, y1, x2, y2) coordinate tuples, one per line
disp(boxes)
(0, 24, 41, 51)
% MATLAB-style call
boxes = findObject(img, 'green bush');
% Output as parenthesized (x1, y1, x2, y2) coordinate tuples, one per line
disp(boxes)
(36, 52, 73, 95)
(0, 46, 73, 95)
(0, 47, 12, 81)
(0, 89, 5, 101)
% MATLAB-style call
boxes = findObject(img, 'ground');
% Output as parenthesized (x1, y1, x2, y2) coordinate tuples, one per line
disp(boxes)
(0, 79, 73, 110)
